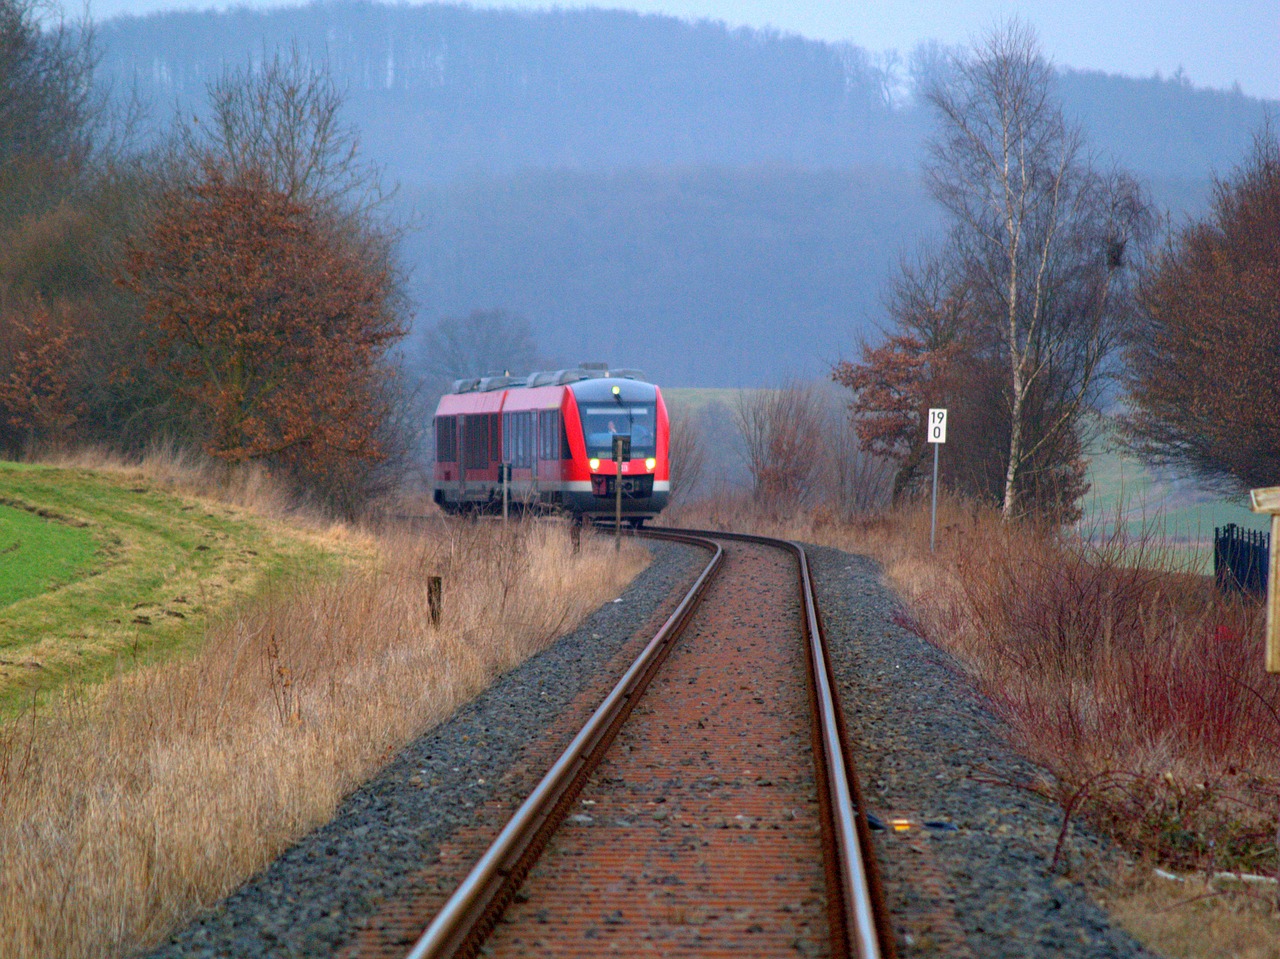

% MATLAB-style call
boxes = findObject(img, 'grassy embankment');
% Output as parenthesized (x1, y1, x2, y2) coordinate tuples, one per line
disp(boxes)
(0, 454, 647, 959)
(0, 459, 343, 717)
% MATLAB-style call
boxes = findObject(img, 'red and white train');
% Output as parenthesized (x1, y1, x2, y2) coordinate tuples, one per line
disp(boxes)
(432, 364, 670, 523)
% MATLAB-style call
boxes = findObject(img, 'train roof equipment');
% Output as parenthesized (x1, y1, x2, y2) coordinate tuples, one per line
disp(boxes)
(447, 364, 649, 395)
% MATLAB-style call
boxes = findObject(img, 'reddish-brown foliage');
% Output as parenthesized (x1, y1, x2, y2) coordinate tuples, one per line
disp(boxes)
(120, 162, 405, 473)
(832, 336, 958, 501)
(1128, 132, 1280, 491)
(0, 299, 86, 448)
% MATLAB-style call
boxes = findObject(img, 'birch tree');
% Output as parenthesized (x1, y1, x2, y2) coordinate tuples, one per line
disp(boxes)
(923, 20, 1150, 519)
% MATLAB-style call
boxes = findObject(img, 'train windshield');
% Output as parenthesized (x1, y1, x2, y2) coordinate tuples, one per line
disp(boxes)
(581, 403, 657, 459)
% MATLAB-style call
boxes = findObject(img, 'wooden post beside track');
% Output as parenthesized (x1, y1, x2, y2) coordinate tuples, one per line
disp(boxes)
(1248, 486, 1280, 672)
(428, 576, 443, 626)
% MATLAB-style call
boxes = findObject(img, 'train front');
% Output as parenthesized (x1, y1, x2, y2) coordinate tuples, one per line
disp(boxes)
(563, 376, 670, 522)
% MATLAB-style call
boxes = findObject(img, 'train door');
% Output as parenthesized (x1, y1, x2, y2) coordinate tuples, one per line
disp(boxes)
(503, 411, 535, 504)
(457, 415, 466, 499)
(538, 410, 564, 491)
(460, 415, 492, 505)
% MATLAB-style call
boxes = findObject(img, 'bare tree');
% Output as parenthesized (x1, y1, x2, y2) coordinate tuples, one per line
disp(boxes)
(416, 308, 543, 396)
(667, 408, 706, 505)
(0, 0, 95, 181)
(923, 20, 1151, 519)
(187, 46, 387, 220)
(733, 384, 824, 515)
(823, 408, 893, 518)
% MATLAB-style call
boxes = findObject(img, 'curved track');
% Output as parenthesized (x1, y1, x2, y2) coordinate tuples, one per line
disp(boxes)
(403, 527, 893, 959)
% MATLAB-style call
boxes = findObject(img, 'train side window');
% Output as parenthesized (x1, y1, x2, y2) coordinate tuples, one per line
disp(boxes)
(560, 416, 571, 459)
(538, 411, 557, 461)
(490, 414, 501, 462)
(508, 412, 533, 468)
(436, 416, 457, 462)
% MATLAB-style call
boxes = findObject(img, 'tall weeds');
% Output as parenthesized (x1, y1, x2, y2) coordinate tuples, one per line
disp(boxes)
(0, 516, 645, 959)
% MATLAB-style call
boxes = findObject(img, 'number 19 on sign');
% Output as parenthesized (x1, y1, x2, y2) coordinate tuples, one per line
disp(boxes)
(928, 408, 947, 444)
(928, 408, 947, 551)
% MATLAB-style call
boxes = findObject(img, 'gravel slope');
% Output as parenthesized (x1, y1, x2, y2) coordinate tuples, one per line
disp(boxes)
(807, 545, 1160, 959)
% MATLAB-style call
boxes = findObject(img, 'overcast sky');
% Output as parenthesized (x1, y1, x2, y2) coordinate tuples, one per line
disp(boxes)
(86, 0, 1278, 100)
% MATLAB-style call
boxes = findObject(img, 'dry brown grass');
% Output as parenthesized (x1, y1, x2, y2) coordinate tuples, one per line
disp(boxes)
(1103, 871, 1280, 959)
(0, 495, 645, 958)
(38, 441, 298, 519)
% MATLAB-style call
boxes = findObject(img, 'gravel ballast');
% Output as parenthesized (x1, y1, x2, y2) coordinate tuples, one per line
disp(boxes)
(142, 538, 1160, 959)
(807, 545, 1159, 959)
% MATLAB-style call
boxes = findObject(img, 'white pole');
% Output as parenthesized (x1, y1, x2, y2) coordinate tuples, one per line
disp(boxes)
(930, 441, 939, 552)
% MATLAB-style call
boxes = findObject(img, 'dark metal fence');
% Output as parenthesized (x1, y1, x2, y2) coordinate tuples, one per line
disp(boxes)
(1214, 523, 1269, 596)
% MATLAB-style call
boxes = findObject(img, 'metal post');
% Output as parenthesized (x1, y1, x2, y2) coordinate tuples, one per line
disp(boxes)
(502, 463, 509, 525)
(612, 434, 628, 552)
(930, 441, 939, 553)
(615, 466, 623, 552)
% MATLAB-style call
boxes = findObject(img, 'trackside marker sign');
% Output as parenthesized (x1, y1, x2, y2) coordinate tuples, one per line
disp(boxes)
(928, 408, 947, 552)
(928, 408, 947, 444)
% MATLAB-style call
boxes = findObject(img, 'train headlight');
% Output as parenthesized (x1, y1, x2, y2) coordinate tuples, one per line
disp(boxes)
(589, 458, 600, 471)
(645, 458, 656, 470)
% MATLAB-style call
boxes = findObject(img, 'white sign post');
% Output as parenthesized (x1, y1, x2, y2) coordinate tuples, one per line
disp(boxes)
(928, 409, 947, 552)
(1249, 486, 1280, 672)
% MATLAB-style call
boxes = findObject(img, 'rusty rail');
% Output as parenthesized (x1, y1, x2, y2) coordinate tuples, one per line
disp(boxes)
(404, 530, 722, 959)
(659, 527, 893, 959)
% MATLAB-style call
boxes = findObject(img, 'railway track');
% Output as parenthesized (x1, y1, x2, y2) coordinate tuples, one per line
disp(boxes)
(363, 528, 893, 958)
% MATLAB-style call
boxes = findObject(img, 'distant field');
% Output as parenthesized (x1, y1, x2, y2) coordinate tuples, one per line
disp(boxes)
(662, 386, 743, 417)
(0, 462, 349, 716)
(1078, 432, 1265, 570)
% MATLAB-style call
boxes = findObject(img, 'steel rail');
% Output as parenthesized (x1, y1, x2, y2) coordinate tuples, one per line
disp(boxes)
(656, 526, 892, 959)
(404, 530, 723, 959)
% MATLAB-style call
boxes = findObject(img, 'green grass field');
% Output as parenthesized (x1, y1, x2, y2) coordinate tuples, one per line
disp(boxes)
(0, 500, 100, 608)
(0, 462, 352, 717)
(1077, 430, 1266, 571)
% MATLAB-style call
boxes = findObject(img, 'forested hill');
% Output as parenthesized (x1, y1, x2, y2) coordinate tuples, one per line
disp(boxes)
(98, 2, 915, 179)
(95, 2, 1276, 386)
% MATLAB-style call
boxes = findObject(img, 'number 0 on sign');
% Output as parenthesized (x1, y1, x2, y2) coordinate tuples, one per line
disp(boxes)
(928, 408, 947, 444)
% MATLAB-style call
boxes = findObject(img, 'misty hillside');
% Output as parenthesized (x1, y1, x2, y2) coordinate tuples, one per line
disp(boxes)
(408, 166, 939, 384)
(96, 2, 1276, 386)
